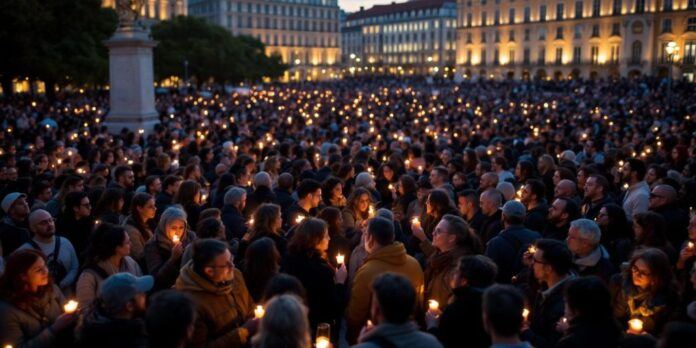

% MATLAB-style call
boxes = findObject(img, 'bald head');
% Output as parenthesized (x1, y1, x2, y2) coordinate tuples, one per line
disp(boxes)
(480, 189, 503, 216)
(650, 184, 678, 209)
(480, 172, 499, 190)
(554, 179, 577, 199)
(28, 209, 55, 237)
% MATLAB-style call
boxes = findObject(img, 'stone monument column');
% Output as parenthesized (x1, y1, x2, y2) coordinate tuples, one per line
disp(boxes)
(105, 1, 159, 134)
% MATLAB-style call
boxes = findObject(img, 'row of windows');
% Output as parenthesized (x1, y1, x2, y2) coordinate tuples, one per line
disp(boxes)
(459, 0, 656, 27)
(345, 5, 456, 27)
(226, 1, 338, 19)
(464, 44, 620, 65)
(467, 0, 696, 9)
(229, 15, 338, 32)
(462, 22, 621, 44)
(251, 32, 338, 47)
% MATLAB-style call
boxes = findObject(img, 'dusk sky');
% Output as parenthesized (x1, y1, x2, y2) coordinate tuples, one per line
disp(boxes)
(339, 0, 393, 13)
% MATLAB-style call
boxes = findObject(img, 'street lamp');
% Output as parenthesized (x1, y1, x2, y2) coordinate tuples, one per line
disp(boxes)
(665, 41, 679, 113)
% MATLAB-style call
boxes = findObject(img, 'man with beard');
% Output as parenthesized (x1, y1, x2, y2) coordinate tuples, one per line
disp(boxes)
(478, 189, 503, 244)
(77, 273, 153, 347)
(520, 179, 549, 233)
(543, 198, 579, 241)
(581, 174, 614, 221)
(620, 158, 650, 220)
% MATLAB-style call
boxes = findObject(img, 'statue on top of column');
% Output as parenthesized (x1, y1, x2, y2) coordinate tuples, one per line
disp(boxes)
(115, 0, 144, 29)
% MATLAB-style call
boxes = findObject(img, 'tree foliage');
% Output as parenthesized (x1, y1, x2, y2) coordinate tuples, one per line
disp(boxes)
(0, 0, 117, 95)
(151, 16, 287, 84)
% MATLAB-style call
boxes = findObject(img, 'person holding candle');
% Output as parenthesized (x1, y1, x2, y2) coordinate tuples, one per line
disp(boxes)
(283, 179, 321, 231)
(426, 255, 498, 348)
(346, 217, 423, 344)
(122, 193, 156, 265)
(244, 172, 277, 218)
(237, 203, 286, 261)
(251, 294, 311, 348)
(554, 277, 622, 348)
(174, 239, 256, 348)
(482, 285, 532, 348)
(376, 163, 398, 209)
(282, 218, 347, 341)
(144, 206, 195, 291)
(76, 223, 143, 310)
(317, 207, 351, 268)
(77, 273, 153, 347)
(0, 249, 77, 347)
(611, 247, 680, 336)
(412, 214, 483, 310)
(353, 273, 442, 348)
(676, 214, 696, 289)
(341, 187, 373, 236)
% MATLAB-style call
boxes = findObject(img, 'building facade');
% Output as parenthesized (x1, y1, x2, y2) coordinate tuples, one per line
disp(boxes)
(102, 0, 188, 21)
(342, 0, 457, 75)
(455, 0, 696, 80)
(189, 0, 341, 81)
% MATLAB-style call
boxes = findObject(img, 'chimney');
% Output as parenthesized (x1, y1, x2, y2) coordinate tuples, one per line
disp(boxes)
(360, 6, 364, 11)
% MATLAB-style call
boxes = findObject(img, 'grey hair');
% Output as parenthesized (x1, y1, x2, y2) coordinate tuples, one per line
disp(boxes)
(355, 172, 374, 188)
(224, 187, 247, 207)
(253, 171, 272, 188)
(496, 182, 515, 201)
(570, 218, 601, 245)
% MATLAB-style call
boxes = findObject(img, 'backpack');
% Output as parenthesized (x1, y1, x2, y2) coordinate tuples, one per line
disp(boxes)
(29, 237, 67, 283)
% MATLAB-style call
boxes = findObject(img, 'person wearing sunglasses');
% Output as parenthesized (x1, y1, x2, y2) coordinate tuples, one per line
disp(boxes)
(611, 247, 679, 336)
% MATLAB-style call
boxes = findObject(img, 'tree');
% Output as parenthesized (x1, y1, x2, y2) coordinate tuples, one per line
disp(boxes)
(151, 16, 286, 84)
(0, 0, 117, 97)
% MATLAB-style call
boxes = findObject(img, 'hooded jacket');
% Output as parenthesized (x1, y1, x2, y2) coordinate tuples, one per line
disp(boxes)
(346, 242, 424, 344)
(174, 262, 254, 348)
(144, 207, 196, 291)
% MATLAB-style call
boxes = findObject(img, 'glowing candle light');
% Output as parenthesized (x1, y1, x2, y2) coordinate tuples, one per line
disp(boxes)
(295, 215, 306, 224)
(63, 300, 78, 314)
(172, 235, 180, 244)
(411, 217, 421, 226)
(428, 300, 439, 311)
(688, 241, 695, 249)
(368, 205, 375, 217)
(522, 308, 530, 320)
(388, 184, 395, 191)
(249, 218, 255, 226)
(315, 337, 330, 348)
(628, 318, 644, 334)
(336, 254, 345, 265)
(528, 245, 537, 254)
(254, 305, 265, 319)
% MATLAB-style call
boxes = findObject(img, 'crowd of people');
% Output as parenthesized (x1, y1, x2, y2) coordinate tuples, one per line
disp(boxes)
(0, 75, 696, 347)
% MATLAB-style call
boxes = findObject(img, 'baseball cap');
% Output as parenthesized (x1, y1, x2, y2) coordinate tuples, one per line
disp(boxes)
(502, 200, 526, 219)
(99, 273, 154, 312)
(1, 192, 27, 214)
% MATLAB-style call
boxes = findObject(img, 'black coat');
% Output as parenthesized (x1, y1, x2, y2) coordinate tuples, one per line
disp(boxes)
(582, 195, 614, 221)
(429, 286, 490, 348)
(523, 277, 571, 348)
(543, 222, 570, 241)
(525, 202, 549, 233)
(244, 186, 277, 217)
(0, 217, 29, 257)
(479, 210, 503, 244)
(56, 214, 94, 263)
(273, 188, 295, 212)
(221, 205, 247, 241)
(555, 317, 622, 348)
(78, 311, 148, 348)
(155, 192, 174, 220)
(651, 204, 689, 249)
(485, 224, 541, 283)
(281, 250, 346, 335)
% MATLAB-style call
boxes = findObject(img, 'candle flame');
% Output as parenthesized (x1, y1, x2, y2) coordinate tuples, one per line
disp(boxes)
(63, 300, 78, 314)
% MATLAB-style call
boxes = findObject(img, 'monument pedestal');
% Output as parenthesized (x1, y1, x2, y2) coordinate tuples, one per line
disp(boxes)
(104, 28, 159, 134)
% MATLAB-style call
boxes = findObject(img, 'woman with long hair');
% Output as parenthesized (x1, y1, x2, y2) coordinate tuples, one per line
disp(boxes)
(242, 237, 281, 302)
(422, 189, 461, 239)
(238, 203, 286, 262)
(0, 249, 78, 346)
(56, 191, 94, 263)
(251, 294, 311, 348)
(375, 163, 398, 209)
(595, 204, 632, 265)
(144, 206, 195, 291)
(282, 218, 347, 340)
(93, 188, 125, 225)
(611, 248, 680, 335)
(174, 180, 203, 228)
(76, 223, 143, 309)
(318, 207, 351, 268)
(123, 192, 156, 264)
(341, 187, 372, 235)
(321, 177, 346, 209)
(632, 211, 678, 264)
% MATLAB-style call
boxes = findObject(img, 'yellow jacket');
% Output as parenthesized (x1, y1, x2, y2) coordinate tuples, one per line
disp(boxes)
(346, 242, 424, 344)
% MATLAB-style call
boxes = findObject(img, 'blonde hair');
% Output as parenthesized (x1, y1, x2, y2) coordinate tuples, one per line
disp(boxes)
(252, 294, 311, 348)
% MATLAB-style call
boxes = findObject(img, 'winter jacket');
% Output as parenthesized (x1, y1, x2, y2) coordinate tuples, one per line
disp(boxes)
(174, 262, 254, 348)
(0, 285, 65, 348)
(346, 242, 424, 344)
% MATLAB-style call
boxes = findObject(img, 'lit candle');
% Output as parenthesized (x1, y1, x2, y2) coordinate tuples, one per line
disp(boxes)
(688, 241, 695, 249)
(336, 254, 345, 265)
(295, 215, 306, 224)
(522, 308, 530, 320)
(428, 300, 439, 311)
(95, 219, 101, 226)
(368, 205, 375, 217)
(528, 245, 537, 254)
(63, 300, 78, 314)
(561, 317, 567, 324)
(628, 318, 644, 334)
(411, 217, 421, 226)
(388, 184, 395, 191)
(254, 305, 265, 319)
(367, 320, 373, 328)
(249, 218, 255, 226)
(172, 235, 180, 244)
(316, 337, 330, 348)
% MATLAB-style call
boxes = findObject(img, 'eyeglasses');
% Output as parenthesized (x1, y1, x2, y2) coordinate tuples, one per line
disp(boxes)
(631, 265, 651, 278)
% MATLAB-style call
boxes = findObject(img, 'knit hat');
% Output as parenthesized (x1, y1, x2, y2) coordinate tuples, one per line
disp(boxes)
(1, 192, 27, 214)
